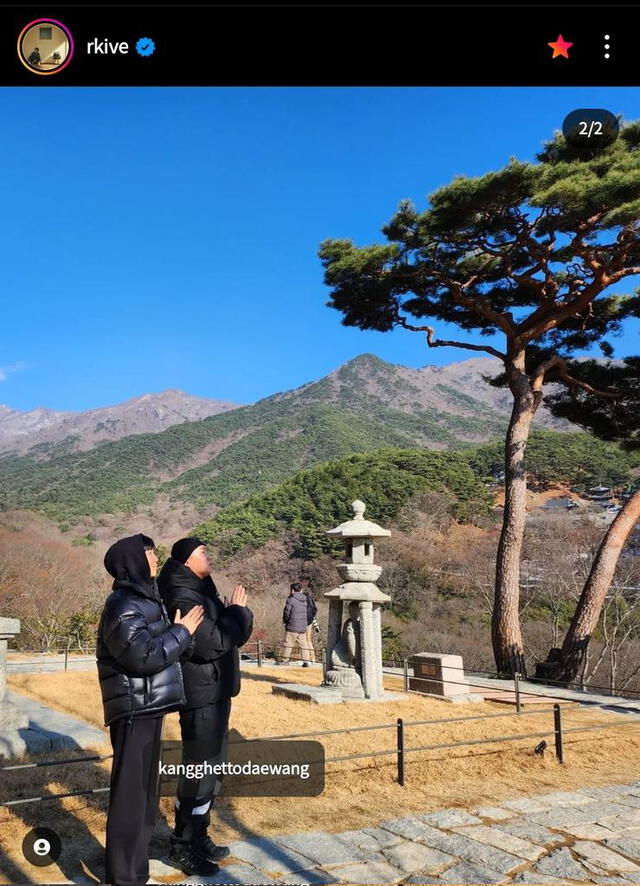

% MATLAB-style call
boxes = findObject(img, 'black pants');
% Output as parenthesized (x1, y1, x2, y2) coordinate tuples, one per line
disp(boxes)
(105, 715, 163, 886)
(173, 699, 231, 845)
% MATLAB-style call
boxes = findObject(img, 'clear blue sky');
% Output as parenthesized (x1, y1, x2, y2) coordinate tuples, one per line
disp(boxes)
(2, 86, 638, 412)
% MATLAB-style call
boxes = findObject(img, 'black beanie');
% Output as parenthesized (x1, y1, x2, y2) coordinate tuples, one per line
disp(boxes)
(171, 536, 205, 564)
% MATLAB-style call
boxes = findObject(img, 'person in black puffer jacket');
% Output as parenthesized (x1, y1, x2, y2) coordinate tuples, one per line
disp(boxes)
(96, 534, 205, 886)
(158, 537, 253, 875)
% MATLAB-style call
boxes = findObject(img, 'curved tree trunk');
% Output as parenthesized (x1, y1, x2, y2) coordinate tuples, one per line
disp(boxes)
(555, 487, 640, 685)
(492, 374, 534, 676)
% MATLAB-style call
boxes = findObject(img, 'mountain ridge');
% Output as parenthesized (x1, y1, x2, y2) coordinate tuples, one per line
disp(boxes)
(0, 353, 573, 527)
(0, 389, 240, 455)
(249, 353, 563, 427)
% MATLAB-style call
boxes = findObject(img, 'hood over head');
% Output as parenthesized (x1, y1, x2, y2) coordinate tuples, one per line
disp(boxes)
(104, 534, 153, 587)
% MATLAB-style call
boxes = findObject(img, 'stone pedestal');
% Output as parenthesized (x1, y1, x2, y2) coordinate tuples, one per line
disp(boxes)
(323, 584, 391, 701)
(324, 667, 365, 698)
(0, 618, 29, 736)
(409, 652, 482, 703)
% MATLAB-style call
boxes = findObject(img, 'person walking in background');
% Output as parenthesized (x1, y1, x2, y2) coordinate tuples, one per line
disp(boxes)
(158, 537, 253, 877)
(96, 533, 204, 886)
(279, 582, 313, 666)
(304, 588, 318, 663)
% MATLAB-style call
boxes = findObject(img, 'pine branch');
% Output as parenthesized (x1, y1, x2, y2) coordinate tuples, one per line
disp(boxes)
(531, 355, 619, 399)
(522, 260, 640, 342)
(446, 279, 517, 335)
(516, 213, 616, 338)
(554, 368, 619, 398)
(394, 309, 507, 360)
(423, 326, 507, 361)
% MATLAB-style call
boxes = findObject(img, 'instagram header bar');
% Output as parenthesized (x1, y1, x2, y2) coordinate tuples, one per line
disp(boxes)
(2, 6, 638, 86)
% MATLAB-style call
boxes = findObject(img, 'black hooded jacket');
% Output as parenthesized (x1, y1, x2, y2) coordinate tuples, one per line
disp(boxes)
(158, 557, 253, 709)
(96, 535, 192, 726)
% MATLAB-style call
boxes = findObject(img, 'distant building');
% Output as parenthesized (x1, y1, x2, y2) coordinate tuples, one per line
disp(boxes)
(587, 485, 614, 505)
(541, 496, 578, 511)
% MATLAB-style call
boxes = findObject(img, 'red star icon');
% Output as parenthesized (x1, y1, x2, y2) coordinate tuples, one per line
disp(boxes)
(548, 34, 573, 58)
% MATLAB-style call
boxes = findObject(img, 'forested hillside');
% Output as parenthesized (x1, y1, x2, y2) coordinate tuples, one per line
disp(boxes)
(194, 432, 640, 560)
(194, 448, 493, 558)
(0, 355, 515, 524)
(467, 431, 640, 490)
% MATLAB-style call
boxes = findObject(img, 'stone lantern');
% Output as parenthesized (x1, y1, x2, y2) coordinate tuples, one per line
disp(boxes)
(323, 500, 391, 700)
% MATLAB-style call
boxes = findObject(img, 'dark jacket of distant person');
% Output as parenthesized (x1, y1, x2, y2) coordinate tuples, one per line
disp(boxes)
(158, 558, 253, 708)
(282, 590, 309, 634)
(305, 591, 317, 626)
(96, 534, 192, 726)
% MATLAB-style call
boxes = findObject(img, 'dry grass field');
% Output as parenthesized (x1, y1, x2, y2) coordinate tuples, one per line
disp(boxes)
(2, 666, 639, 884)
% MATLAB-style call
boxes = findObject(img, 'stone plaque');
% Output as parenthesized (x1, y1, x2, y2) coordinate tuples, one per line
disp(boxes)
(408, 652, 482, 703)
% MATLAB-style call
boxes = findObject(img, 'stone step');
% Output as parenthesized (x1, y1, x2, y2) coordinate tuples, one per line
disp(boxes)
(271, 683, 344, 704)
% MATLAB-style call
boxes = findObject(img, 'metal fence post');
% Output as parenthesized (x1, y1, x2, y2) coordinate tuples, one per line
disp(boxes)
(257, 640, 263, 668)
(403, 658, 409, 693)
(514, 671, 521, 713)
(396, 718, 405, 785)
(64, 638, 69, 672)
(554, 703, 564, 763)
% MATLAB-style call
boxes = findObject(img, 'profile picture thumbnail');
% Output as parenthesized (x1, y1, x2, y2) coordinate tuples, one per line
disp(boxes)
(18, 19, 74, 75)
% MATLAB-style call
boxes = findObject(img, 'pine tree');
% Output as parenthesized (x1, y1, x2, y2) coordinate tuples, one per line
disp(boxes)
(319, 122, 640, 675)
(544, 357, 640, 684)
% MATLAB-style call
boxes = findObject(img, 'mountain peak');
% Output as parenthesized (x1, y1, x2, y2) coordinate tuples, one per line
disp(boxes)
(335, 353, 396, 375)
(345, 352, 390, 366)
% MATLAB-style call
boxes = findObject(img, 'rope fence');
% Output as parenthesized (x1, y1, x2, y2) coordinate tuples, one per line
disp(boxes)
(379, 657, 640, 702)
(4, 640, 639, 808)
(9, 638, 322, 671)
(3, 701, 639, 808)
(14, 642, 640, 705)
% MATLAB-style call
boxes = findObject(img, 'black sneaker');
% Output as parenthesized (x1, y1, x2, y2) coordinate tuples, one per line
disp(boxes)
(168, 843, 220, 877)
(196, 833, 231, 862)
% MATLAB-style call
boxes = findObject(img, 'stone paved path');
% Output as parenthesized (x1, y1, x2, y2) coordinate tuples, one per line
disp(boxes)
(146, 782, 640, 884)
(0, 689, 106, 755)
(464, 676, 640, 717)
(6, 654, 96, 673)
